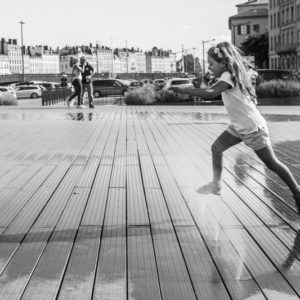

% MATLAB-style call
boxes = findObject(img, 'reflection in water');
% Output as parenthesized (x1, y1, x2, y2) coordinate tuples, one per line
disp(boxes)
(67, 112, 94, 121)
(282, 229, 300, 269)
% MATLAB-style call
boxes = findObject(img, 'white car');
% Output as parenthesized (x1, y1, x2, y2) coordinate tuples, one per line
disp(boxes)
(14, 85, 43, 99)
(163, 78, 194, 100)
(0, 86, 17, 103)
(163, 78, 194, 90)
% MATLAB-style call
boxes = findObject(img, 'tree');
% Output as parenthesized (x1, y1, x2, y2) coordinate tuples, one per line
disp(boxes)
(240, 32, 269, 68)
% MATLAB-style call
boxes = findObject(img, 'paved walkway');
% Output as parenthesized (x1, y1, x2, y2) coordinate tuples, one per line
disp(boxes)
(0, 101, 300, 299)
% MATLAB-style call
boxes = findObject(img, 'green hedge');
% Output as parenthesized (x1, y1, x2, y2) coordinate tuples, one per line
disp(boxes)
(256, 80, 300, 98)
(124, 85, 190, 105)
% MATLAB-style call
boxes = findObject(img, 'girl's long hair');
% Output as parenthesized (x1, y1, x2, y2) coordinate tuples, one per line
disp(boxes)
(207, 41, 256, 103)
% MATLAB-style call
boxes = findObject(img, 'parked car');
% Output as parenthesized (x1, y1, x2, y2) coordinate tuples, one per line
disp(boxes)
(39, 82, 59, 90)
(14, 81, 38, 87)
(129, 80, 144, 89)
(0, 86, 17, 103)
(256, 69, 292, 84)
(163, 78, 194, 90)
(141, 79, 153, 85)
(14, 85, 42, 99)
(92, 79, 131, 97)
(163, 78, 194, 100)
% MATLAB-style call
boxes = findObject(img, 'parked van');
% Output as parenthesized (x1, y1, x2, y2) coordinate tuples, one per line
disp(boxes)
(92, 79, 130, 97)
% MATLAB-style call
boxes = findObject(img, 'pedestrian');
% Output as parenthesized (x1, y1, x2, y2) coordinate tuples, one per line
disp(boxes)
(171, 41, 300, 209)
(80, 55, 95, 108)
(68, 57, 85, 108)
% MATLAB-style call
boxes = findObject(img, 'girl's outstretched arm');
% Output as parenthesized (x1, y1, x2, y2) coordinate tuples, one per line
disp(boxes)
(171, 81, 230, 100)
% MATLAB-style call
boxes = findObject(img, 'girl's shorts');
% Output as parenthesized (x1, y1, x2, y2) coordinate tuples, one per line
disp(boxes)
(227, 124, 271, 151)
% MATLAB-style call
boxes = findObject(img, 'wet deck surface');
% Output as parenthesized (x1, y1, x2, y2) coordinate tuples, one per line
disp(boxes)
(0, 102, 300, 300)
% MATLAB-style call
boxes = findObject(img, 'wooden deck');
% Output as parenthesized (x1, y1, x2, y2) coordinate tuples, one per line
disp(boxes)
(0, 104, 300, 299)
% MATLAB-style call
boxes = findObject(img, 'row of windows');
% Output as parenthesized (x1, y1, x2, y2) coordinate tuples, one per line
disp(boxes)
(270, 4, 300, 28)
(269, 29, 298, 50)
(270, 0, 280, 9)
(235, 24, 260, 35)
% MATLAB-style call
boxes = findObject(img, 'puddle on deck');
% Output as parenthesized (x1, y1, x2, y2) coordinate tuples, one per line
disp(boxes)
(0, 111, 300, 123)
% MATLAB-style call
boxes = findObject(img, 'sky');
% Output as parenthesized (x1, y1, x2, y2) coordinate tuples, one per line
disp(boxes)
(1, 0, 242, 58)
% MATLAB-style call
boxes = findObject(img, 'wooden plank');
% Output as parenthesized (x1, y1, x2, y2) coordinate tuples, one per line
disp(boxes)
(76, 157, 99, 188)
(103, 188, 126, 227)
(176, 226, 231, 300)
(81, 165, 112, 226)
(21, 187, 90, 300)
(57, 226, 102, 300)
(0, 227, 52, 300)
(199, 225, 266, 300)
(0, 165, 29, 189)
(145, 188, 173, 226)
(155, 165, 194, 226)
(93, 226, 126, 300)
(152, 225, 196, 300)
(20, 229, 77, 300)
(99, 114, 120, 166)
(139, 154, 160, 189)
(110, 154, 126, 188)
(223, 227, 299, 299)
(0, 166, 55, 227)
(34, 166, 84, 227)
(127, 227, 161, 300)
(127, 165, 149, 226)
(144, 188, 196, 300)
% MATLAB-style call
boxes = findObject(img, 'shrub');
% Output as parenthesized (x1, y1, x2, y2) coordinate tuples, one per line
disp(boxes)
(124, 85, 193, 105)
(124, 85, 156, 105)
(155, 89, 179, 103)
(0, 96, 18, 106)
(256, 80, 300, 98)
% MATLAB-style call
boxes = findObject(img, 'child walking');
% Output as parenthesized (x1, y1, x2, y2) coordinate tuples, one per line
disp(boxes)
(171, 41, 300, 209)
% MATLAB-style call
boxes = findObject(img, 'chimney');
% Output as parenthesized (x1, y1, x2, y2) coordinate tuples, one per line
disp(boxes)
(13, 39, 17, 45)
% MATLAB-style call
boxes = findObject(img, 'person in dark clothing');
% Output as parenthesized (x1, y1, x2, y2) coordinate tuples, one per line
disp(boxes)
(80, 56, 95, 108)
(68, 58, 85, 108)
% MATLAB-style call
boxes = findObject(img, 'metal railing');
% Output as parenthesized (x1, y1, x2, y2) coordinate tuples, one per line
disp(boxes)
(42, 87, 72, 106)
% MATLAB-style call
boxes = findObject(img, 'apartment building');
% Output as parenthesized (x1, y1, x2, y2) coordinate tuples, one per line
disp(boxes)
(28, 45, 59, 74)
(0, 54, 11, 75)
(145, 47, 177, 73)
(134, 51, 146, 73)
(269, 0, 300, 72)
(229, 0, 269, 48)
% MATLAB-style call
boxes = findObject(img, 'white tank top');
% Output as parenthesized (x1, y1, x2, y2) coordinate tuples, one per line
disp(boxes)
(73, 65, 82, 80)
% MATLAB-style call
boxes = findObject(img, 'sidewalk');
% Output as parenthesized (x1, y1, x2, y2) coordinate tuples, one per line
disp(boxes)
(0, 104, 300, 299)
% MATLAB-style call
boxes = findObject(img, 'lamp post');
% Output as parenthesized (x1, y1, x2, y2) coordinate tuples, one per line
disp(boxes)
(182, 44, 185, 73)
(125, 40, 129, 73)
(96, 40, 101, 75)
(110, 37, 113, 75)
(19, 20, 25, 81)
(202, 39, 215, 76)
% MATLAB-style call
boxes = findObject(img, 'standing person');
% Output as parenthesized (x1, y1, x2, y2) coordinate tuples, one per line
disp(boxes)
(80, 56, 95, 108)
(68, 58, 85, 108)
(171, 41, 300, 209)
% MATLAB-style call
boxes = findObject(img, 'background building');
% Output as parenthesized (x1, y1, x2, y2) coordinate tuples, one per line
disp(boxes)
(269, 0, 299, 73)
(0, 54, 11, 75)
(229, 0, 268, 48)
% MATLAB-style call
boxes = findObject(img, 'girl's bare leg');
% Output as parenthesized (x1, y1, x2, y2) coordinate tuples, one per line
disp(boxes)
(211, 131, 242, 193)
(255, 144, 300, 203)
